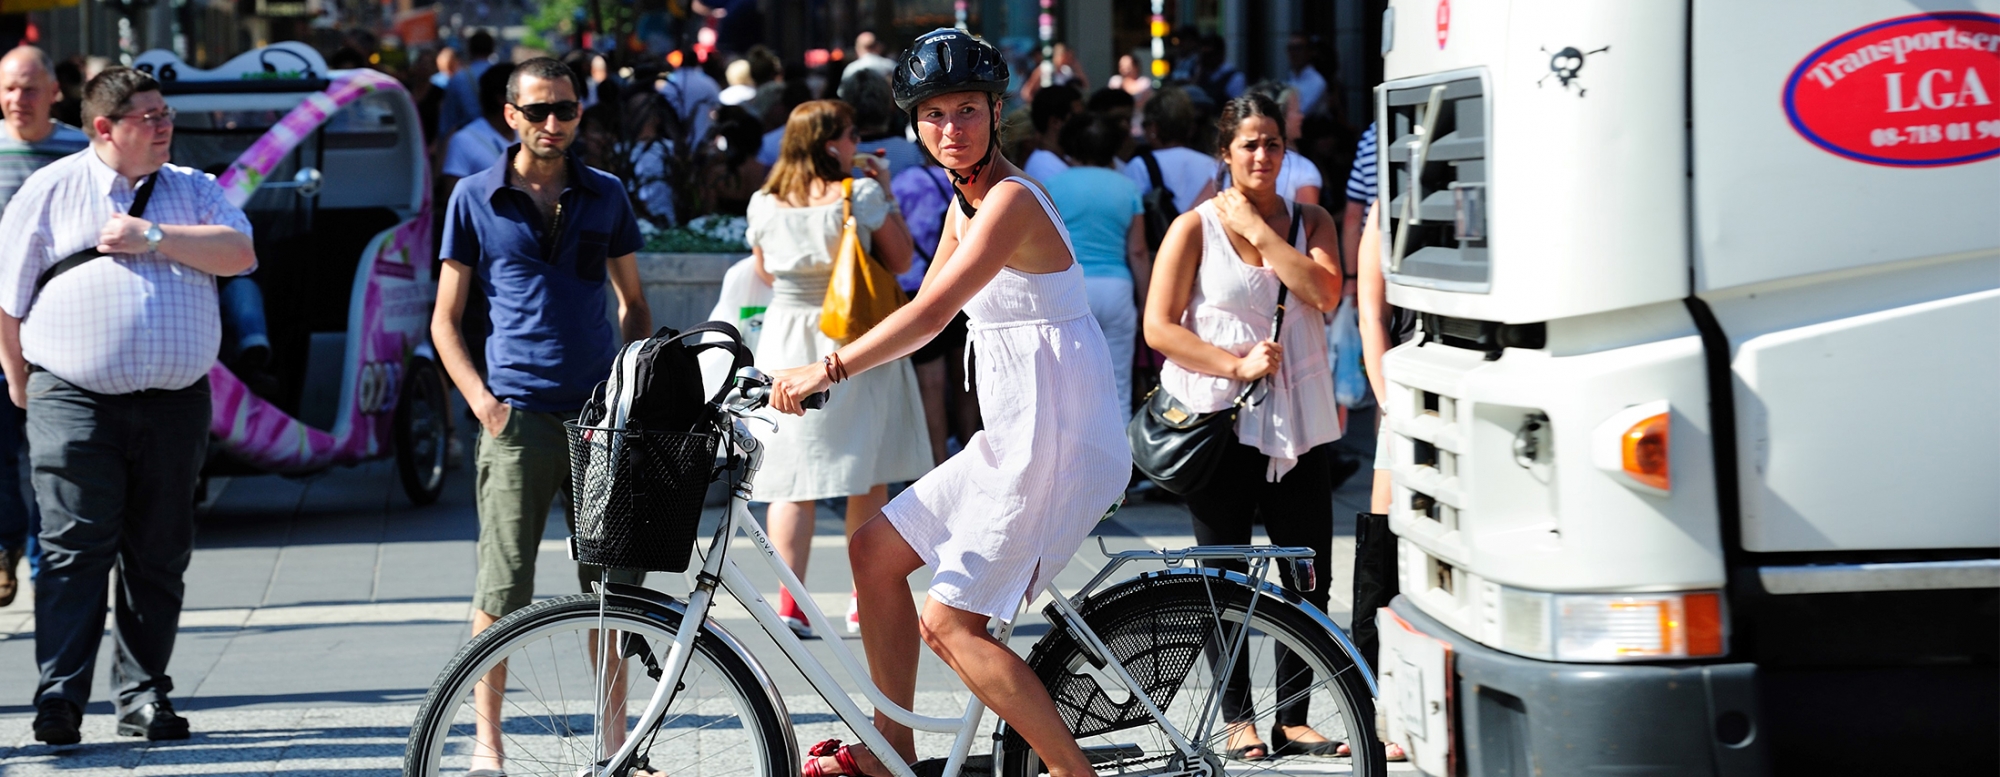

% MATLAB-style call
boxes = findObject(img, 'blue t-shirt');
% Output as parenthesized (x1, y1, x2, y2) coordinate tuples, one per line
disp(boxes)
(1043, 166, 1143, 281)
(442, 147, 644, 414)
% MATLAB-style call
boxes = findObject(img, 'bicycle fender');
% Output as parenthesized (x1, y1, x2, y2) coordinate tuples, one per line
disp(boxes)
(599, 581, 803, 766)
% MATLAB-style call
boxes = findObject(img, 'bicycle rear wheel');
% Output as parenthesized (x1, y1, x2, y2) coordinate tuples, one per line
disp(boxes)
(999, 571, 1385, 777)
(405, 593, 792, 777)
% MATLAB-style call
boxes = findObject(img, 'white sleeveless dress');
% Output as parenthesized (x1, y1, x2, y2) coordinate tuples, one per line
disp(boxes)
(881, 178, 1132, 620)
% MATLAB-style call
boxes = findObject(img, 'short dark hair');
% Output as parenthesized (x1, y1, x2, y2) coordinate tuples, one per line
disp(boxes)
(1058, 112, 1124, 167)
(746, 46, 781, 85)
(507, 57, 579, 106)
(1086, 87, 1134, 115)
(1143, 86, 1200, 146)
(467, 30, 496, 60)
(82, 66, 160, 127)
(1030, 84, 1080, 134)
(479, 62, 515, 116)
(837, 70, 895, 135)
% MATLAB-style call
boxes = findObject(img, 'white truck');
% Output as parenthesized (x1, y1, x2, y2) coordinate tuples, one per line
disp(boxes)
(1367, 1, 1999, 774)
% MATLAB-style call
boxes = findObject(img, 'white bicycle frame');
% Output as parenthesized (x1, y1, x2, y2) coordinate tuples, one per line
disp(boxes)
(595, 378, 1354, 776)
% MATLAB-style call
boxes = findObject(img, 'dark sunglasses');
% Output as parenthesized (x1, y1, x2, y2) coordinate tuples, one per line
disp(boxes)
(510, 101, 581, 123)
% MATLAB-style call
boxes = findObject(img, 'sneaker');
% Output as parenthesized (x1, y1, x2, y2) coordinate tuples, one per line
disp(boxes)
(777, 588, 814, 639)
(33, 697, 81, 745)
(846, 591, 860, 634)
(0, 545, 23, 608)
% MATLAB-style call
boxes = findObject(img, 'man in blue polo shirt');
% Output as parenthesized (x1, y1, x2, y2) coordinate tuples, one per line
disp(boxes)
(429, 57, 652, 774)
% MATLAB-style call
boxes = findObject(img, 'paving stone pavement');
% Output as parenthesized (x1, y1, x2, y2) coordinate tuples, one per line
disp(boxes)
(0, 418, 1382, 774)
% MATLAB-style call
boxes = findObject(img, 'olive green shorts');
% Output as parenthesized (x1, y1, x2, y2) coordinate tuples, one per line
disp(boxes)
(473, 407, 645, 618)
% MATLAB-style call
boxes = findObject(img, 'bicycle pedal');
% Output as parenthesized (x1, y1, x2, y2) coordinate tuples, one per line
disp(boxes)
(911, 754, 990, 777)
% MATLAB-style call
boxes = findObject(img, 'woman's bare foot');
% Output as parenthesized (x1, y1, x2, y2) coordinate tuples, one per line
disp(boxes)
(1277, 724, 1332, 745)
(802, 739, 893, 777)
(1223, 721, 1268, 761)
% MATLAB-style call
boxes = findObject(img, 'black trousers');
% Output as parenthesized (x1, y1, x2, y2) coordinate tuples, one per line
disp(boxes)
(1185, 441, 1336, 728)
(28, 372, 209, 711)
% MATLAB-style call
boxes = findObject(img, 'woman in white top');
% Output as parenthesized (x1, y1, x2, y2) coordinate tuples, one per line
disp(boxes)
(1143, 91, 1347, 760)
(767, 28, 1129, 777)
(747, 99, 934, 639)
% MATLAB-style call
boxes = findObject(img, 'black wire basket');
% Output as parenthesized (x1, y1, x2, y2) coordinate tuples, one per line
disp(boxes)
(564, 420, 721, 573)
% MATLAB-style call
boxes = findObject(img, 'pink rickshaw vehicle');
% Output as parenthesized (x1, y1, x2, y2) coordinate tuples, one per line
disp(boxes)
(134, 43, 451, 505)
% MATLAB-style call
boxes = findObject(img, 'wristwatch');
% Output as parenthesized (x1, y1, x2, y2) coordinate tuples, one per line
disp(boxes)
(144, 223, 164, 252)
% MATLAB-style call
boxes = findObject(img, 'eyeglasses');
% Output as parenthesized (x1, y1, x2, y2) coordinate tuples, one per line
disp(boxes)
(510, 101, 581, 123)
(113, 106, 177, 129)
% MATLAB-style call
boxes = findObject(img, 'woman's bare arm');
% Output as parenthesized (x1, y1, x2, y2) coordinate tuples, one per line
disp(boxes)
(766, 186, 1042, 413)
(873, 211, 916, 274)
(1125, 215, 1152, 308)
(1142, 211, 1262, 380)
(1213, 190, 1343, 311)
(1355, 202, 1392, 405)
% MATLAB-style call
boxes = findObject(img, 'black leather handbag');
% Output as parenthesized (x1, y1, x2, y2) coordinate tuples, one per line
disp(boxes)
(1127, 204, 1300, 495)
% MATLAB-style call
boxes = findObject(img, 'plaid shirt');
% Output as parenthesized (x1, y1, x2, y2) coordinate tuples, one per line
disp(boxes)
(0, 148, 255, 394)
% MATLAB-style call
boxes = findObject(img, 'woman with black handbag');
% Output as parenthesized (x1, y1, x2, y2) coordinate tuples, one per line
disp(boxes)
(1140, 92, 1347, 760)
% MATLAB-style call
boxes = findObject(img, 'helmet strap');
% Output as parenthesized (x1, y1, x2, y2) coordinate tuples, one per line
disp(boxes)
(947, 94, 1003, 188)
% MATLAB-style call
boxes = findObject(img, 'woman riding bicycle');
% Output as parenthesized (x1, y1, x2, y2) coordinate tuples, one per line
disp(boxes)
(768, 27, 1131, 777)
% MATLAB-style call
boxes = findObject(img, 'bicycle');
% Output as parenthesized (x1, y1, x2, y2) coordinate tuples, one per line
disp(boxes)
(405, 365, 1385, 777)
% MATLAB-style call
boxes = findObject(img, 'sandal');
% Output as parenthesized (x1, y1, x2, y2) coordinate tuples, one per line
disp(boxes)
(1270, 725, 1344, 757)
(803, 738, 870, 777)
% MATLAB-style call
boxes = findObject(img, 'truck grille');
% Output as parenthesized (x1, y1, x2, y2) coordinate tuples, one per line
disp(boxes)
(1381, 73, 1489, 292)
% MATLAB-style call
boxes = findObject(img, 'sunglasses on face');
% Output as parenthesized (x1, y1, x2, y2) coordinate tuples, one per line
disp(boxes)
(510, 101, 581, 123)
(113, 106, 177, 129)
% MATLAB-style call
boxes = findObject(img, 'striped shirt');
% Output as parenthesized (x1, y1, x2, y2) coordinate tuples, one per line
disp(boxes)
(0, 122, 89, 215)
(0, 148, 255, 394)
(1345, 122, 1377, 204)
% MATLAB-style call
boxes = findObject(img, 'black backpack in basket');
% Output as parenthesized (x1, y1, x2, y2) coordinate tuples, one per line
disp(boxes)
(569, 322, 753, 574)
(583, 322, 754, 434)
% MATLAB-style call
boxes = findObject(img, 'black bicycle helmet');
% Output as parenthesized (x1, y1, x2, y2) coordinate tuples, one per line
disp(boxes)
(895, 28, 1010, 189)
(892, 28, 1010, 114)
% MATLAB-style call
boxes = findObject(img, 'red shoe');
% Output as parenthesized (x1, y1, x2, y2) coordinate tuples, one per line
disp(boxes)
(802, 739, 866, 777)
(778, 589, 813, 639)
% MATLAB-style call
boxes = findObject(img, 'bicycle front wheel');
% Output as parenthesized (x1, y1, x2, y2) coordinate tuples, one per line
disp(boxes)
(405, 593, 792, 777)
(1000, 571, 1385, 777)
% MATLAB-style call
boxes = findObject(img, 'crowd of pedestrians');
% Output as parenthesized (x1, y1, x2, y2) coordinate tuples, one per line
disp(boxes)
(0, 19, 1397, 761)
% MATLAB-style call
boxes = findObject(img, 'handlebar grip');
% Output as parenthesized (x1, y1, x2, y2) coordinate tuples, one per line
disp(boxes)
(802, 391, 830, 410)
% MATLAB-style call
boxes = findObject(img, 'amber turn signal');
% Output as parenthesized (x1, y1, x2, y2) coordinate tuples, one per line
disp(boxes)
(1621, 412, 1670, 491)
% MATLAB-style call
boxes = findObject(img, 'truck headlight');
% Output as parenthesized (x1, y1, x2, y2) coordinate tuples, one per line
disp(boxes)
(1498, 586, 1725, 662)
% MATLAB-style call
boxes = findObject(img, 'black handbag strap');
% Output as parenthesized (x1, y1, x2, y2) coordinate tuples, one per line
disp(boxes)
(1233, 202, 1303, 407)
(33, 172, 159, 300)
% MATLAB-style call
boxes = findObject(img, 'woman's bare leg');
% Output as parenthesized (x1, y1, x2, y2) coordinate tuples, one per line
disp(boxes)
(846, 485, 889, 539)
(916, 359, 949, 464)
(842, 516, 926, 769)
(767, 500, 817, 593)
(920, 602, 1096, 777)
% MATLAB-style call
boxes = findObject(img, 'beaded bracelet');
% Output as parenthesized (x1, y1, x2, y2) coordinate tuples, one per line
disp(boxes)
(823, 352, 850, 384)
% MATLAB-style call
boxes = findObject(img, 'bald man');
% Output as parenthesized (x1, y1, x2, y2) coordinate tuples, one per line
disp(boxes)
(0, 46, 86, 610)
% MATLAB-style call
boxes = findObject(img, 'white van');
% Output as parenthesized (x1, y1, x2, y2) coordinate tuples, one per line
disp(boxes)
(1367, 1, 1998, 774)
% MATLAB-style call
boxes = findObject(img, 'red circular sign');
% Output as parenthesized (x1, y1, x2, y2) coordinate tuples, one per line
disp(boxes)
(1784, 12, 2000, 167)
(1436, 0, 1450, 50)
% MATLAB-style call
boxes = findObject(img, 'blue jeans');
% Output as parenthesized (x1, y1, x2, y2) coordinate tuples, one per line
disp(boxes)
(220, 277, 270, 364)
(0, 384, 39, 578)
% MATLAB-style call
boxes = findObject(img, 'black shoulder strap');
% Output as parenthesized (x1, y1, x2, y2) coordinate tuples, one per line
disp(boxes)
(1140, 149, 1166, 192)
(32, 172, 159, 300)
(1274, 202, 1301, 336)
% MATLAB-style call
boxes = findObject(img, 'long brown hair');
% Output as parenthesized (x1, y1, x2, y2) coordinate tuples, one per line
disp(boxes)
(761, 99, 853, 206)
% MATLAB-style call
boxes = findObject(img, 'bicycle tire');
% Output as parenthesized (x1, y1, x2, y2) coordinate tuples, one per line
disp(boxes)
(997, 571, 1385, 777)
(405, 593, 792, 777)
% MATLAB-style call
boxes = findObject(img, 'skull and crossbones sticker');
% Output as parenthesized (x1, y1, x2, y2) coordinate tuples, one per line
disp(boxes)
(1538, 45, 1611, 96)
